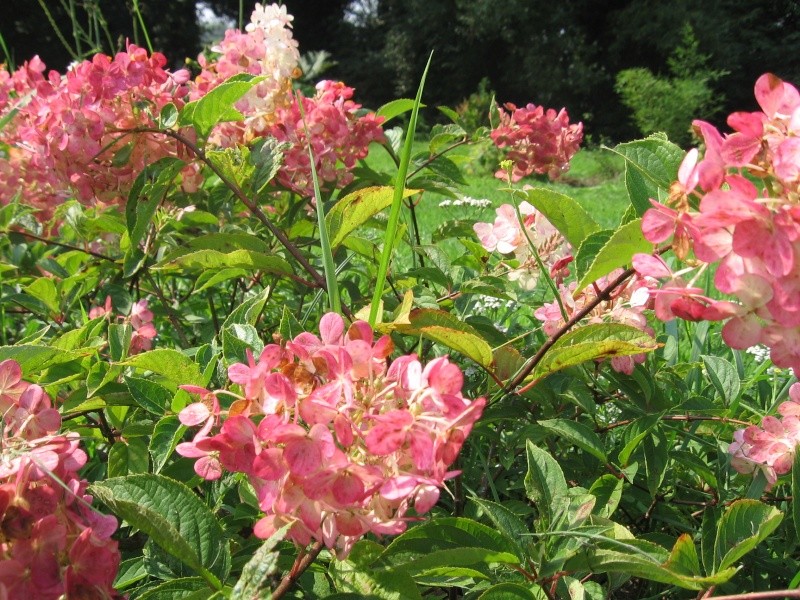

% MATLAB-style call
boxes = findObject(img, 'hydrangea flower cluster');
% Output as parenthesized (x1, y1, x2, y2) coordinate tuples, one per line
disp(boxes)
(1, 3, 384, 219)
(473, 201, 571, 289)
(264, 80, 386, 195)
(176, 313, 485, 557)
(191, 2, 300, 142)
(89, 297, 156, 355)
(0, 45, 191, 216)
(0, 359, 122, 598)
(490, 102, 583, 181)
(728, 382, 800, 489)
(636, 73, 800, 375)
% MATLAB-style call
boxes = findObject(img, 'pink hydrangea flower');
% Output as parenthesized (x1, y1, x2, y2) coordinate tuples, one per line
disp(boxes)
(178, 313, 485, 557)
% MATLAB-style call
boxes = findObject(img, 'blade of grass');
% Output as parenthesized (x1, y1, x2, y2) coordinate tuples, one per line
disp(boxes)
(368, 52, 432, 326)
(296, 91, 341, 315)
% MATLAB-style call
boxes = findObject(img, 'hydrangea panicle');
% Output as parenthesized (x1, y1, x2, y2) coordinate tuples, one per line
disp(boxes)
(177, 313, 485, 557)
(0, 360, 122, 599)
(490, 102, 583, 181)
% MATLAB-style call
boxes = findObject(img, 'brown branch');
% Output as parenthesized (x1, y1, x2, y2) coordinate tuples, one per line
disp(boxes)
(505, 266, 637, 393)
(272, 541, 325, 600)
(127, 127, 353, 320)
(596, 414, 754, 433)
(9, 229, 116, 262)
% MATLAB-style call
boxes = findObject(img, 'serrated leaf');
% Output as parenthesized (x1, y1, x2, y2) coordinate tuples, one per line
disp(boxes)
(701, 355, 740, 405)
(327, 186, 417, 248)
(125, 375, 174, 415)
(25, 277, 59, 313)
(150, 416, 186, 474)
(90, 474, 231, 585)
(108, 438, 150, 477)
(223, 287, 271, 328)
(396, 547, 519, 576)
(607, 135, 684, 216)
(573, 229, 612, 281)
(222, 324, 264, 364)
(589, 475, 623, 518)
(618, 413, 663, 466)
(575, 219, 650, 292)
(471, 497, 528, 560)
(524, 441, 568, 526)
(664, 534, 701, 577)
(249, 136, 288, 194)
(122, 350, 203, 386)
(714, 499, 783, 571)
(329, 562, 422, 599)
(194, 268, 248, 293)
(0, 345, 84, 374)
(531, 323, 658, 382)
(382, 517, 519, 558)
(127, 157, 185, 247)
(522, 188, 600, 249)
(180, 74, 265, 138)
(643, 429, 669, 497)
(478, 583, 546, 599)
(230, 526, 287, 600)
(154, 248, 292, 276)
(380, 308, 493, 367)
(109, 323, 132, 362)
(137, 577, 210, 599)
(538, 419, 608, 462)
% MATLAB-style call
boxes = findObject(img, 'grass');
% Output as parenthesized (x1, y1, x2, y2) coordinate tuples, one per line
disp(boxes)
(362, 141, 630, 255)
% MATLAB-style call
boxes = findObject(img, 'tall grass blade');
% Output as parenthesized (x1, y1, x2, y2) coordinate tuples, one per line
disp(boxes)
(296, 91, 341, 315)
(368, 52, 432, 326)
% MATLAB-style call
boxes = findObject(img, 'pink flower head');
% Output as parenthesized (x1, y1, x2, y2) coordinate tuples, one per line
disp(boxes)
(491, 102, 583, 181)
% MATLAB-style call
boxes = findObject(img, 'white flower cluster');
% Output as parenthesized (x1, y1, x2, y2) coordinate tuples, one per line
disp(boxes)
(473, 295, 515, 313)
(746, 345, 771, 363)
(439, 195, 492, 208)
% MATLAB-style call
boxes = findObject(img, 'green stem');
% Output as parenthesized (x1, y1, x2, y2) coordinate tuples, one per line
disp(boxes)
(296, 90, 340, 315)
(130, 0, 153, 53)
(369, 52, 433, 326)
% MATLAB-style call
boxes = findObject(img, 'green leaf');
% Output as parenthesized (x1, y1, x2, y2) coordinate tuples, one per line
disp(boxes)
(127, 157, 186, 247)
(223, 287, 271, 328)
(643, 429, 669, 497)
(574, 219, 650, 292)
(714, 499, 783, 571)
(538, 419, 608, 462)
(0, 345, 84, 374)
(108, 438, 150, 477)
(531, 323, 659, 382)
(665, 534, 701, 577)
(589, 475, 623, 518)
(249, 136, 288, 194)
(125, 375, 174, 415)
(376, 98, 421, 122)
(521, 188, 600, 249)
(607, 135, 684, 216)
(524, 441, 568, 526)
(159, 103, 179, 128)
(122, 350, 203, 386)
(109, 323, 132, 362)
(564, 540, 735, 590)
(327, 186, 417, 248)
(137, 578, 211, 599)
(396, 547, 520, 576)
(230, 526, 287, 600)
(383, 517, 519, 558)
(478, 583, 546, 600)
(180, 73, 265, 138)
(381, 308, 493, 367)
(701, 355, 740, 405)
(153, 249, 292, 277)
(90, 474, 231, 586)
(150, 416, 186, 474)
(222, 324, 264, 364)
(470, 497, 528, 560)
(25, 277, 59, 313)
(573, 230, 612, 285)
(194, 268, 248, 293)
(618, 413, 663, 466)
(329, 562, 422, 599)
